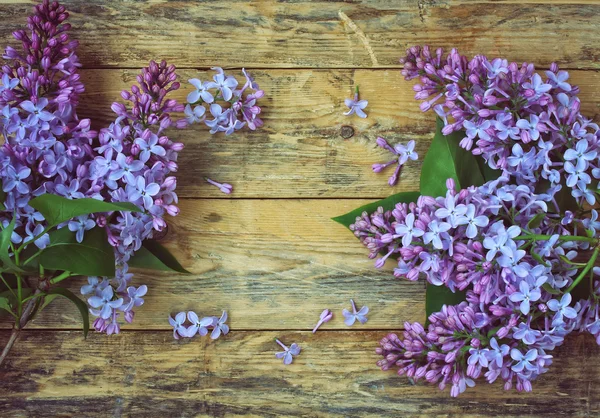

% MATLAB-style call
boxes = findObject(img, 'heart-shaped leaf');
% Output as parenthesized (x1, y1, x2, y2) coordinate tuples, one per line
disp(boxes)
(332, 191, 420, 228)
(29, 194, 142, 227)
(420, 118, 485, 197)
(128, 240, 189, 273)
(39, 227, 115, 276)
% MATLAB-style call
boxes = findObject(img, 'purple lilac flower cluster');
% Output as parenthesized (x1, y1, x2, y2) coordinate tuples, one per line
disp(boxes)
(353, 176, 600, 395)
(169, 310, 229, 340)
(184, 67, 264, 135)
(0, 0, 91, 250)
(400, 45, 600, 209)
(0, 1, 264, 337)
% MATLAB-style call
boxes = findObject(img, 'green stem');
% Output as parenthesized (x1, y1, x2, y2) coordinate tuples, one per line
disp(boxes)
(15, 272, 22, 326)
(516, 234, 598, 244)
(566, 247, 600, 293)
(49, 271, 73, 285)
(22, 249, 44, 267)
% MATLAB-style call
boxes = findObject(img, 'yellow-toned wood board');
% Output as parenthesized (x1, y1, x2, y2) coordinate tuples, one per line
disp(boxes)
(0, 1, 599, 69)
(73, 69, 600, 198)
(0, 330, 599, 417)
(0, 199, 425, 330)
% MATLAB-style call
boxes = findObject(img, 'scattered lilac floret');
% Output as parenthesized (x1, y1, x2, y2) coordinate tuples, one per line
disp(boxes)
(211, 311, 230, 339)
(205, 177, 233, 194)
(186, 311, 214, 337)
(275, 338, 301, 365)
(312, 309, 333, 333)
(169, 312, 188, 340)
(373, 137, 418, 186)
(168, 310, 229, 340)
(343, 299, 369, 326)
(344, 86, 368, 118)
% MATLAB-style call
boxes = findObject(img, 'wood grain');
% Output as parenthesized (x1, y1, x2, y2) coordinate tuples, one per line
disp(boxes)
(1, 330, 599, 417)
(75, 69, 600, 198)
(0, 199, 425, 330)
(1, 1, 600, 69)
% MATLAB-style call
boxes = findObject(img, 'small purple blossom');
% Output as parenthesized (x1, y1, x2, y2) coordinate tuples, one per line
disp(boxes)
(344, 86, 368, 118)
(275, 339, 301, 365)
(342, 299, 369, 326)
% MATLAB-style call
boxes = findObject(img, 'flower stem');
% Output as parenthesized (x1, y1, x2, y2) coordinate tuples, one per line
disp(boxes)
(516, 234, 597, 244)
(274, 338, 287, 350)
(49, 271, 73, 285)
(0, 328, 19, 367)
(566, 247, 600, 293)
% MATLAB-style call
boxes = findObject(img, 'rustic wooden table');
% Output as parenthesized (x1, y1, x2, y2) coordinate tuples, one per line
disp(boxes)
(1, 0, 600, 416)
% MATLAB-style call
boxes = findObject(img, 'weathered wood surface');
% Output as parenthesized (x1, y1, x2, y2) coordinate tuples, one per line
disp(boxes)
(1, 0, 600, 416)
(1, 330, 599, 417)
(75, 69, 600, 199)
(0, 199, 426, 330)
(1, 1, 600, 69)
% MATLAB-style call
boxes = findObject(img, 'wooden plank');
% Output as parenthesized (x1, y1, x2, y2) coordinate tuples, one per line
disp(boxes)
(0, 330, 599, 417)
(0, 199, 426, 330)
(76, 69, 600, 199)
(0, 1, 599, 69)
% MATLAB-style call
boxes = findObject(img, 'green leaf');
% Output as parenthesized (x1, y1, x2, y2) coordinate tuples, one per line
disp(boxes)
(0, 296, 12, 314)
(46, 287, 89, 337)
(542, 283, 561, 295)
(332, 191, 421, 228)
(0, 183, 6, 211)
(476, 157, 502, 183)
(425, 283, 467, 323)
(420, 118, 485, 197)
(39, 227, 115, 276)
(0, 216, 23, 273)
(128, 240, 190, 273)
(527, 213, 546, 229)
(29, 194, 142, 227)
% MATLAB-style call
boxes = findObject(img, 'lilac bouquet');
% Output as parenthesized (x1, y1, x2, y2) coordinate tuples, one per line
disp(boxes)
(335, 45, 600, 396)
(0, 1, 262, 365)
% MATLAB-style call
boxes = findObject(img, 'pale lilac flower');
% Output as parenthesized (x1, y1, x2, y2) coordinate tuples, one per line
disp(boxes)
(312, 309, 333, 333)
(20, 98, 54, 122)
(68, 215, 96, 243)
(275, 339, 301, 365)
(344, 87, 368, 118)
(210, 311, 229, 339)
(169, 312, 187, 340)
(564, 139, 597, 162)
(523, 73, 552, 98)
(123, 285, 147, 311)
(509, 281, 541, 315)
(343, 299, 369, 326)
(3, 166, 31, 193)
(512, 322, 541, 345)
(187, 78, 214, 103)
(184, 104, 206, 124)
(206, 67, 238, 101)
(547, 293, 577, 324)
(186, 311, 215, 337)
(88, 286, 124, 319)
(395, 213, 425, 247)
(510, 348, 538, 372)
(486, 338, 509, 367)
(545, 70, 571, 91)
(134, 133, 166, 163)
